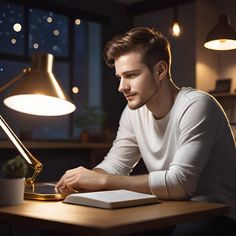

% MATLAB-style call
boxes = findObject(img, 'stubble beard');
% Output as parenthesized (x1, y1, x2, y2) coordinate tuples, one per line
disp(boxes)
(126, 86, 159, 110)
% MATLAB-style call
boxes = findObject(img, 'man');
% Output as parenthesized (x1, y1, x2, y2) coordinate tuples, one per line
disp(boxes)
(56, 27, 236, 235)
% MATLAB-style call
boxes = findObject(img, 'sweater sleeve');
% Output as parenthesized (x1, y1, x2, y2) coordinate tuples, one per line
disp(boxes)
(149, 95, 226, 199)
(95, 106, 141, 175)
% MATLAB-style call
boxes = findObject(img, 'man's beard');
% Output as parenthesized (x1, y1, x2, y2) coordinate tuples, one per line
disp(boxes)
(127, 86, 159, 110)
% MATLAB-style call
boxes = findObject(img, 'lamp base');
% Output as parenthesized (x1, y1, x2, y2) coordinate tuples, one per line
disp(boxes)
(24, 182, 69, 201)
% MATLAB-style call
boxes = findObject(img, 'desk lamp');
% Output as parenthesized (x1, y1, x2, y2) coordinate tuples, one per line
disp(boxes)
(0, 53, 76, 200)
(2, 53, 76, 116)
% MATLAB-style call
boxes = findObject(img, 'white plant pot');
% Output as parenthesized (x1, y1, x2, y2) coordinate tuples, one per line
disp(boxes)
(0, 178, 25, 206)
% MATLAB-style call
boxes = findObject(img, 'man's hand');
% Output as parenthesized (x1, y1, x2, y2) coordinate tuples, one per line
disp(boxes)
(56, 166, 151, 194)
(56, 166, 107, 192)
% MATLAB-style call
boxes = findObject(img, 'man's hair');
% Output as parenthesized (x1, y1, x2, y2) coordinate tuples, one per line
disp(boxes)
(103, 27, 172, 75)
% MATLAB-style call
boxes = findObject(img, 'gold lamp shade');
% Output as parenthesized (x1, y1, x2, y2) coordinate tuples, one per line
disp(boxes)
(3, 53, 76, 116)
(204, 14, 236, 51)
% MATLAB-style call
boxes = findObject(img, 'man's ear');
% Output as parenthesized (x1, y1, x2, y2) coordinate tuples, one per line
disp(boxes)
(154, 61, 168, 80)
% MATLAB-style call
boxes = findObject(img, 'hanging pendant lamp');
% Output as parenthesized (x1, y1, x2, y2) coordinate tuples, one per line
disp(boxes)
(170, 4, 182, 38)
(204, 14, 236, 51)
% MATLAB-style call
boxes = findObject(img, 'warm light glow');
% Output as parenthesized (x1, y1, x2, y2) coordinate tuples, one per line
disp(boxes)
(13, 23, 22, 32)
(4, 94, 76, 116)
(33, 43, 39, 49)
(72, 86, 79, 94)
(11, 38, 16, 44)
(204, 39, 236, 50)
(47, 17, 53, 23)
(75, 19, 81, 25)
(171, 22, 182, 37)
(204, 14, 236, 51)
(53, 29, 60, 36)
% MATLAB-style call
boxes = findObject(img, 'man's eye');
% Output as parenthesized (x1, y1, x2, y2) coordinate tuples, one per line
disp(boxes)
(128, 74, 136, 78)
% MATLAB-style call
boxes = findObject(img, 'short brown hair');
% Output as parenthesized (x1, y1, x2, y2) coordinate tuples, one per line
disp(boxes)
(103, 27, 171, 74)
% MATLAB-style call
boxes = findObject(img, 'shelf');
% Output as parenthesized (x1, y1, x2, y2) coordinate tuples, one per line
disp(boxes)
(0, 140, 112, 149)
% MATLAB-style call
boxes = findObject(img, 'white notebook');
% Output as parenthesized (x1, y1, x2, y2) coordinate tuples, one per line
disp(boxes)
(63, 189, 159, 209)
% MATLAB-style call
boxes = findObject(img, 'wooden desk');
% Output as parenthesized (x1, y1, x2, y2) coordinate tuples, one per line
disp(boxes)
(0, 200, 229, 236)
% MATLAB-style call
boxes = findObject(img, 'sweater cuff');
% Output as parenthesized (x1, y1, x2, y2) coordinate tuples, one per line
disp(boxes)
(148, 171, 169, 198)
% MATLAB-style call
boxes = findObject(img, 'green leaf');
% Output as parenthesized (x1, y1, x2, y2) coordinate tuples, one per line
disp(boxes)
(1, 155, 28, 179)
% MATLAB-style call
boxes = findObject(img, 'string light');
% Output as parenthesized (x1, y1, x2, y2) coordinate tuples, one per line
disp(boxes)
(53, 29, 60, 36)
(33, 43, 39, 49)
(11, 38, 16, 44)
(47, 17, 53, 23)
(75, 19, 81, 25)
(72, 86, 79, 94)
(13, 23, 22, 32)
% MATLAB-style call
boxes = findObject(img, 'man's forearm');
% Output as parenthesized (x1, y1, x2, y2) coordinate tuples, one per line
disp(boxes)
(94, 168, 151, 194)
(57, 166, 152, 194)
(102, 173, 152, 194)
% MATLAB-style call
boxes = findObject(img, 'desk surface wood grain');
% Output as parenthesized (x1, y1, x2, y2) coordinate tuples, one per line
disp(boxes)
(0, 200, 229, 236)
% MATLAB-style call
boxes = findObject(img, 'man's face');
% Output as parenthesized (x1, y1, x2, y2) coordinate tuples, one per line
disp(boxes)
(115, 51, 160, 110)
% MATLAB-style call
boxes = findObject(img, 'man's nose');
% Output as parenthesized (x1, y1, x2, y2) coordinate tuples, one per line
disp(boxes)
(118, 78, 129, 93)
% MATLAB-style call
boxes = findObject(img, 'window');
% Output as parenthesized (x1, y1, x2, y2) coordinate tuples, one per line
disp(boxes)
(0, 1, 24, 55)
(28, 8, 69, 57)
(0, 1, 102, 140)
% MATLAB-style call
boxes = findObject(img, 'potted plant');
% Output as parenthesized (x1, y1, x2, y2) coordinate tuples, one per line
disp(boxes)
(75, 103, 107, 142)
(0, 155, 28, 206)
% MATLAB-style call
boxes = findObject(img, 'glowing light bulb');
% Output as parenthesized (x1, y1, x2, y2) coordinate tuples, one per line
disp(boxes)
(171, 22, 182, 37)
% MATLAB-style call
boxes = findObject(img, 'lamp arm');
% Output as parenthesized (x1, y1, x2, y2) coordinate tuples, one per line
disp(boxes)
(0, 69, 29, 93)
(0, 115, 43, 186)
